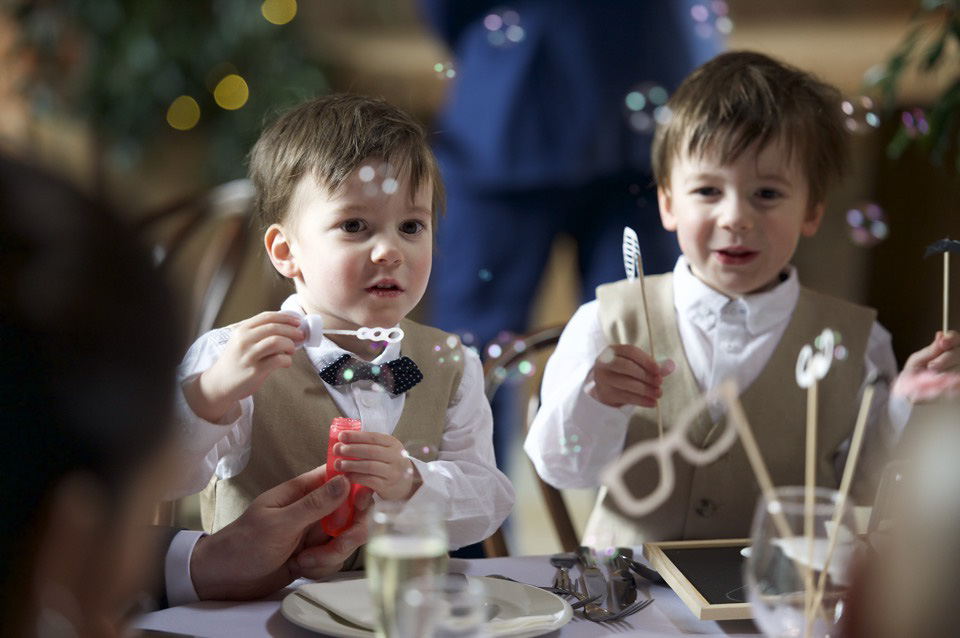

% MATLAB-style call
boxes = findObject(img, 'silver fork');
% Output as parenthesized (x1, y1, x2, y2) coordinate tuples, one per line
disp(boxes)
(578, 575, 654, 622)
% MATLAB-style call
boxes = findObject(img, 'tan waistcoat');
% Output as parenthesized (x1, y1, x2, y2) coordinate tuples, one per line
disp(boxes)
(200, 318, 465, 533)
(585, 273, 876, 546)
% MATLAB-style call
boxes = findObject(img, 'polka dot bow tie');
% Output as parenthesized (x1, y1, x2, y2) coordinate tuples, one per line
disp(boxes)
(318, 353, 423, 395)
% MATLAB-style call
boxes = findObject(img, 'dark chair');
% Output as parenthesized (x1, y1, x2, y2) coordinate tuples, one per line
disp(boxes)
(480, 325, 580, 556)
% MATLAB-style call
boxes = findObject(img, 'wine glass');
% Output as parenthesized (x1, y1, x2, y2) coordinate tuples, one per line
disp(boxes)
(396, 574, 489, 638)
(366, 500, 448, 638)
(744, 486, 857, 638)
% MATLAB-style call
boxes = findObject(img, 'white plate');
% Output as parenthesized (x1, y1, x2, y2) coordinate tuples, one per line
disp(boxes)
(281, 575, 572, 638)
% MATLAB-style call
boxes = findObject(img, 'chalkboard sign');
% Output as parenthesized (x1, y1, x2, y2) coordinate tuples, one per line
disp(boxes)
(644, 538, 753, 621)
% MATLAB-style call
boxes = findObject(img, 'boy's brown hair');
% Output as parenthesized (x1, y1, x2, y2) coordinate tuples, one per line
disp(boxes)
(248, 94, 445, 229)
(652, 50, 849, 206)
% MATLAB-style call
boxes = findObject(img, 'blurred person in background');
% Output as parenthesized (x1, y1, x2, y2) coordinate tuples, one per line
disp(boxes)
(419, 0, 723, 470)
(0, 154, 369, 636)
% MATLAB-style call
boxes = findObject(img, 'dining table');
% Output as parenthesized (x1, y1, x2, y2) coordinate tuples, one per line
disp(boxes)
(133, 553, 761, 637)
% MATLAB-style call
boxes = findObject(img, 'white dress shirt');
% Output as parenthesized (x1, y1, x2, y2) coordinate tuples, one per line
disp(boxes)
(524, 257, 907, 490)
(169, 295, 514, 549)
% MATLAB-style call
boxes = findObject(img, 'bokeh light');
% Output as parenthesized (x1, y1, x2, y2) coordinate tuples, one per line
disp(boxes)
(841, 96, 881, 134)
(213, 74, 249, 110)
(261, 0, 297, 25)
(559, 433, 582, 457)
(624, 83, 671, 135)
(358, 165, 376, 182)
(446, 335, 459, 349)
(402, 439, 439, 473)
(846, 202, 888, 247)
(478, 268, 493, 282)
(483, 8, 525, 47)
(487, 343, 503, 359)
(166, 95, 200, 131)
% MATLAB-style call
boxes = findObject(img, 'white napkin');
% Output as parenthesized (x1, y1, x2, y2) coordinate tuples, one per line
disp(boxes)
(486, 610, 566, 635)
(297, 579, 377, 631)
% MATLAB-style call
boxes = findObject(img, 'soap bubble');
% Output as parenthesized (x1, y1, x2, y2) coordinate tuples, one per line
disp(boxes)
(901, 107, 929, 138)
(487, 343, 503, 358)
(483, 8, 525, 47)
(690, 1, 733, 39)
(478, 268, 493, 282)
(559, 433, 583, 457)
(841, 96, 881, 134)
(624, 83, 672, 135)
(433, 60, 456, 80)
(846, 202, 888, 247)
(446, 335, 460, 349)
(402, 440, 439, 475)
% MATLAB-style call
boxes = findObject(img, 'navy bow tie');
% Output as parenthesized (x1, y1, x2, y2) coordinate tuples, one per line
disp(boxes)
(318, 353, 423, 394)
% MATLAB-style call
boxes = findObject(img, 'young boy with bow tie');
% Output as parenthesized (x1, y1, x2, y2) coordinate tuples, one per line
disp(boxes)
(169, 95, 514, 551)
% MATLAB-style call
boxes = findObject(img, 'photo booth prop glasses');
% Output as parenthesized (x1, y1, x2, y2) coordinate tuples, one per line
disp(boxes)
(601, 378, 742, 518)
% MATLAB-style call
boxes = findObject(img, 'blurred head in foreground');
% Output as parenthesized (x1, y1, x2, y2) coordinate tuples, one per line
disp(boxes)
(0, 155, 182, 636)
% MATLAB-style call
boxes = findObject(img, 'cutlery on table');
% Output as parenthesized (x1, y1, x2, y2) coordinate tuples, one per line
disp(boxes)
(617, 548, 666, 584)
(575, 546, 609, 606)
(577, 574, 653, 622)
(548, 552, 577, 590)
(610, 548, 638, 608)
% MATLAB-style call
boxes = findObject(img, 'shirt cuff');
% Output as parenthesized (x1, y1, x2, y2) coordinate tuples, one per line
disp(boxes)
(164, 530, 206, 607)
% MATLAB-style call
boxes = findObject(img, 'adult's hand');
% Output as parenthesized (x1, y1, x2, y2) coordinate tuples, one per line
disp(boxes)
(189, 465, 371, 600)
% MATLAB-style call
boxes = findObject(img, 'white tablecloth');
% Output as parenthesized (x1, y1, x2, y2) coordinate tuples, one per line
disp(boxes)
(133, 555, 761, 637)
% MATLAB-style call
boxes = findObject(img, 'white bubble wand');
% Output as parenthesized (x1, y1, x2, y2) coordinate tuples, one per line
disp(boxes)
(623, 226, 663, 441)
(283, 311, 405, 348)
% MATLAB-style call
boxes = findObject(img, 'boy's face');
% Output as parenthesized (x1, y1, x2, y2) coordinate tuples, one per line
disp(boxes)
(267, 162, 433, 339)
(657, 138, 824, 297)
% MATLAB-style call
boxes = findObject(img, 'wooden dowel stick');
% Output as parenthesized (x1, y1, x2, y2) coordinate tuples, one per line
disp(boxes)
(635, 251, 663, 441)
(803, 381, 818, 638)
(808, 383, 876, 622)
(944, 251, 950, 333)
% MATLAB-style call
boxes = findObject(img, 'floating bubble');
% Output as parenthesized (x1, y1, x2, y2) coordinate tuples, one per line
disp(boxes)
(835, 345, 848, 361)
(493, 366, 508, 381)
(845, 202, 888, 247)
(487, 343, 503, 359)
(516, 359, 535, 377)
(358, 165, 376, 182)
(598, 347, 616, 365)
(341, 368, 355, 382)
(901, 107, 929, 138)
(513, 339, 527, 353)
(624, 83, 672, 135)
(460, 332, 476, 346)
(433, 344, 442, 352)
(841, 96, 881, 134)
(433, 61, 456, 80)
(483, 8, 524, 47)
(690, 1, 733, 38)
(478, 268, 493, 282)
(381, 177, 399, 195)
(402, 439, 439, 474)
(446, 335, 459, 349)
(559, 434, 583, 457)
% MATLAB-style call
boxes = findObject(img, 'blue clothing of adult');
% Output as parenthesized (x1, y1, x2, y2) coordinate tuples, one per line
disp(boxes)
(420, 0, 722, 469)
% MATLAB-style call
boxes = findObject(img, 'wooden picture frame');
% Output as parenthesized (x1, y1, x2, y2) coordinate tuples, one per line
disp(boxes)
(643, 538, 753, 621)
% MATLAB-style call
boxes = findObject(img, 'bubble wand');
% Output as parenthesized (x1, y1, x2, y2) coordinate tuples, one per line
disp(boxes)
(623, 226, 663, 441)
(283, 311, 405, 347)
(924, 238, 960, 333)
(795, 328, 838, 638)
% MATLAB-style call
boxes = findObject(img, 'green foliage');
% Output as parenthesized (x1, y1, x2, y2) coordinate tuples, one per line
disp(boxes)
(871, 0, 960, 173)
(13, 0, 327, 182)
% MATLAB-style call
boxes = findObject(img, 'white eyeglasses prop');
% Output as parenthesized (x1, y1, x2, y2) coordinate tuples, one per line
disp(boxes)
(283, 311, 405, 347)
(601, 378, 742, 518)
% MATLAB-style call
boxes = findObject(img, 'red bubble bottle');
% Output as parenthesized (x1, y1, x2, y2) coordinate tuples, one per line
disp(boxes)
(322, 417, 366, 536)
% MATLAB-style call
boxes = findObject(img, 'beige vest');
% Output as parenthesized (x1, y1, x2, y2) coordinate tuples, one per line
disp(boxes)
(586, 273, 876, 546)
(201, 318, 465, 533)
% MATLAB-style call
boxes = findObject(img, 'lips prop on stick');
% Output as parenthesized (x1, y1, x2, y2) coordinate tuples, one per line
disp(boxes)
(924, 238, 960, 332)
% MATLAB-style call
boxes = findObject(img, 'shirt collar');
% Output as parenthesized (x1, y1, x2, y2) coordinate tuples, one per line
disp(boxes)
(279, 295, 402, 370)
(672, 256, 799, 335)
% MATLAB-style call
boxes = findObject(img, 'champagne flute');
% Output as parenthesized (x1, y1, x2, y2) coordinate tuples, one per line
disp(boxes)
(367, 500, 448, 638)
(396, 574, 489, 638)
(744, 486, 856, 638)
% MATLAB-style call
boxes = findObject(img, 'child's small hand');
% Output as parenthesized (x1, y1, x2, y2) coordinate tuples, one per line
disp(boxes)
(588, 344, 676, 408)
(333, 431, 420, 501)
(903, 330, 960, 376)
(186, 311, 304, 422)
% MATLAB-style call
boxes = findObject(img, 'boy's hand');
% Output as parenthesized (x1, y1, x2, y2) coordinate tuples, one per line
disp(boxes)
(902, 330, 960, 376)
(589, 344, 676, 408)
(185, 311, 304, 423)
(334, 431, 421, 501)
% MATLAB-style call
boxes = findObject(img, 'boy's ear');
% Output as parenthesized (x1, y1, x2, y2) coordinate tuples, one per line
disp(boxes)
(801, 202, 826, 237)
(264, 224, 299, 278)
(657, 187, 677, 231)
